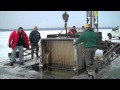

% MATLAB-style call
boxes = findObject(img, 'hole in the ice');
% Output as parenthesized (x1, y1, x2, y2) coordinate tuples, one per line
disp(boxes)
(25, 64, 77, 79)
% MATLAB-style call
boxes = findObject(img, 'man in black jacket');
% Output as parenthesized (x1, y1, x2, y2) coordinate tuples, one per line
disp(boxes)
(29, 26, 41, 59)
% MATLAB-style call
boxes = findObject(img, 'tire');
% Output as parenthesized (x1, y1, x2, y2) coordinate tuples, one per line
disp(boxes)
(108, 34, 112, 39)
(103, 51, 107, 55)
(118, 37, 120, 39)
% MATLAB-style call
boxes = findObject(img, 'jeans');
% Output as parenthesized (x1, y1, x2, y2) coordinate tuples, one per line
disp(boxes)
(10, 46, 23, 63)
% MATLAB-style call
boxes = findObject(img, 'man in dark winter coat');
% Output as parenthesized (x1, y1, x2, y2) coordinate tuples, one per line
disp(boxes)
(29, 26, 41, 59)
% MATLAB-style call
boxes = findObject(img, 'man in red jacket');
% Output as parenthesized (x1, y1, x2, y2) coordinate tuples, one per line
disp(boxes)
(8, 27, 29, 66)
(68, 26, 77, 34)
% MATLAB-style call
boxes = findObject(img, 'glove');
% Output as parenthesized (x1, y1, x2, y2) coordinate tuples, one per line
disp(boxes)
(9, 44, 11, 48)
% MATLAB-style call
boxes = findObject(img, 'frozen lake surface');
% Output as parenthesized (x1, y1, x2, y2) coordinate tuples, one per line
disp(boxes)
(0, 29, 120, 79)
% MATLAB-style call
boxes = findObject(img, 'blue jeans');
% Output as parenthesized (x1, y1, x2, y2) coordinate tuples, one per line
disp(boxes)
(10, 46, 23, 63)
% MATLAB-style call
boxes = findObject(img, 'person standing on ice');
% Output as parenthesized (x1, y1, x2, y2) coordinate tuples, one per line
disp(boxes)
(73, 24, 99, 71)
(68, 26, 77, 34)
(78, 26, 84, 33)
(8, 27, 29, 66)
(29, 26, 41, 59)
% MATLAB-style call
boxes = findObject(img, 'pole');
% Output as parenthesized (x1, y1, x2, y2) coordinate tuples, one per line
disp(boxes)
(65, 11, 67, 34)
(86, 11, 88, 24)
(65, 22, 67, 34)
(97, 15, 98, 32)
(90, 11, 93, 28)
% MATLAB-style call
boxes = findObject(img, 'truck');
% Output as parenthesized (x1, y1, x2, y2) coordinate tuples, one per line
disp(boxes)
(107, 26, 120, 39)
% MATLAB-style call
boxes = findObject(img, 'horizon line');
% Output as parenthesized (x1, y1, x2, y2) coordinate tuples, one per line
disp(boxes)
(0, 27, 115, 30)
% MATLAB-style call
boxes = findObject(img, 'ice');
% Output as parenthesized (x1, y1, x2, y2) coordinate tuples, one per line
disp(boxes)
(0, 63, 40, 79)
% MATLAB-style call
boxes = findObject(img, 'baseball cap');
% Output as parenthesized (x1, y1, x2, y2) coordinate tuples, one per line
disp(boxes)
(84, 24, 91, 28)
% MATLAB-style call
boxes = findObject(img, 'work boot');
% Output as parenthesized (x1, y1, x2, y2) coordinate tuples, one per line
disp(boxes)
(19, 63, 25, 65)
(10, 59, 16, 63)
(9, 62, 14, 66)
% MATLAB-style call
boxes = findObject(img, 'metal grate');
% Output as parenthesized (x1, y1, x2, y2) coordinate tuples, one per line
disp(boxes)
(41, 38, 85, 75)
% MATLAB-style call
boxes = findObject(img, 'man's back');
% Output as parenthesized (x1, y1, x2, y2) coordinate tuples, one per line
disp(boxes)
(82, 29, 99, 48)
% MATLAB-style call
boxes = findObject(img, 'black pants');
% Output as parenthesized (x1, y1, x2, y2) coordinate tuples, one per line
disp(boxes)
(31, 45, 39, 57)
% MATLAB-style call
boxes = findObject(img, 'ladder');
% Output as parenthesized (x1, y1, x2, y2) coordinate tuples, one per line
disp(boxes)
(101, 43, 120, 64)
(88, 43, 120, 75)
(87, 43, 120, 79)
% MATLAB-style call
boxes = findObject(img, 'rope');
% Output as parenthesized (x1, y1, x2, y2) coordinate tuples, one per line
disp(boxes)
(59, 27, 66, 34)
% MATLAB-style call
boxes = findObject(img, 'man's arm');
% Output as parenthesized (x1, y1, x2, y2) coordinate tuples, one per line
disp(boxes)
(23, 31, 29, 49)
(74, 35, 84, 45)
(68, 29, 73, 34)
(29, 32, 32, 44)
(8, 31, 14, 47)
(74, 30, 77, 33)
(39, 32, 41, 40)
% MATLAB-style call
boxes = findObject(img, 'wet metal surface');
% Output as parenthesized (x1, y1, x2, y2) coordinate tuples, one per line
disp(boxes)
(41, 39, 85, 73)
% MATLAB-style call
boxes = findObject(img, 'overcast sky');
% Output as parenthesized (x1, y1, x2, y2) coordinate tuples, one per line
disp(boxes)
(0, 11, 120, 29)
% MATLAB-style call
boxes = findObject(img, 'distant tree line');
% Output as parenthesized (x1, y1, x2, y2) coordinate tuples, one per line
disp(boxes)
(0, 27, 115, 31)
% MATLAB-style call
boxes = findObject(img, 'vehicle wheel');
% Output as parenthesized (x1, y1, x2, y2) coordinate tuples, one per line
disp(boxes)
(118, 37, 120, 39)
(108, 34, 112, 39)
(103, 51, 107, 55)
